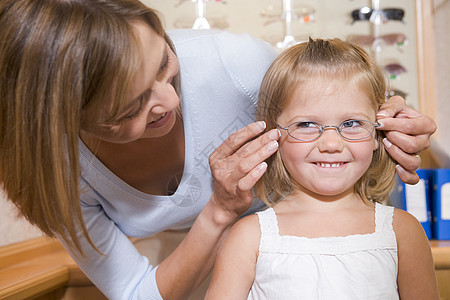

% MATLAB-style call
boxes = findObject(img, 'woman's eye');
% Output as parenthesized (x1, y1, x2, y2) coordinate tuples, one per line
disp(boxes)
(123, 93, 147, 121)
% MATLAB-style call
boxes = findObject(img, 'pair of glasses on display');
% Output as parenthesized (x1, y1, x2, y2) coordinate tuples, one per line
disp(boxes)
(260, 1, 315, 50)
(174, 0, 225, 7)
(277, 120, 380, 142)
(350, 7, 405, 24)
(386, 89, 408, 100)
(173, 0, 227, 30)
(384, 63, 407, 79)
(348, 33, 407, 50)
(260, 4, 315, 26)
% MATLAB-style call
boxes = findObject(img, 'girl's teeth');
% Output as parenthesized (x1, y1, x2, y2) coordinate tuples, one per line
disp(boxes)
(317, 162, 342, 168)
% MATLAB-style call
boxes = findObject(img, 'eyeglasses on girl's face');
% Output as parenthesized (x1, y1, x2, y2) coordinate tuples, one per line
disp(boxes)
(277, 119, 380, 142)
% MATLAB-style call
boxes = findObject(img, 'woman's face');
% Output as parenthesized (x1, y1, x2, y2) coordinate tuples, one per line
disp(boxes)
(82, 22, 180, 143)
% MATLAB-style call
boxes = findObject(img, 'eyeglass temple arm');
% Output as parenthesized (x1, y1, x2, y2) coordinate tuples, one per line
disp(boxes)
(277, 124, 289, 130)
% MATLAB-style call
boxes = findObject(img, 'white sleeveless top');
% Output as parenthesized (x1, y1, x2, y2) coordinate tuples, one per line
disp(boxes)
(248, 203, 399, 300)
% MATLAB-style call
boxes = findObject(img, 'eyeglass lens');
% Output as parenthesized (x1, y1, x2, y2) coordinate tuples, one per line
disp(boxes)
(286, 120, 376, 141)
(384, 63, 407, 79)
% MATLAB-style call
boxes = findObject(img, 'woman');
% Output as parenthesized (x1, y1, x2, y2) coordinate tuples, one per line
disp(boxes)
(0, 0, 436, 299)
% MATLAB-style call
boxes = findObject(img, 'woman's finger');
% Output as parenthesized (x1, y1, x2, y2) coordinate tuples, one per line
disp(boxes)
(395, 165, 420, 185)
(235, 139, 278, 176)
(237, 162, 268, 192)
(236, 129, 280, 159)
(382, 137, 421, 171)
(377, 114, 436, 136)
(383, 130, 430, 154)
(210, 121, 266, 161)
(210, 128, 279, 181)
(377, 95, 407, 117)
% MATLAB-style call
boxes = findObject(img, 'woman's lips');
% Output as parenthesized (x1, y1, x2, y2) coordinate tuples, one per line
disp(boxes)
(146, 111, 172, 128)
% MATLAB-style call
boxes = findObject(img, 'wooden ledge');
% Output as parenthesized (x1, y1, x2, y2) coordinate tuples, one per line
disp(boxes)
(1, 237, 450, 299)
(430, 240, 450, 269)
(0, 237, 92, 300)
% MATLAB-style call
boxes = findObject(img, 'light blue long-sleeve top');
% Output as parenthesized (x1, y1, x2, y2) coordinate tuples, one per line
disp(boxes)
(65, 29, 277, 299)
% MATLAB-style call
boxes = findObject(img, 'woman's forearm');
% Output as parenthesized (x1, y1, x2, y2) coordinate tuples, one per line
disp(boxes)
(155, 199, 235, 300)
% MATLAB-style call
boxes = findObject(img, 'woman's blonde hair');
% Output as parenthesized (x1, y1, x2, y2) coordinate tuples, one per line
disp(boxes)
(0, 0, 178, 255)
(254, 38, 396, 206)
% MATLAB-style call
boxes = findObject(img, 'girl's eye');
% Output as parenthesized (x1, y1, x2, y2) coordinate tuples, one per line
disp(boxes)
(341, 120, 362, 128)
(296, 121, 316, 128)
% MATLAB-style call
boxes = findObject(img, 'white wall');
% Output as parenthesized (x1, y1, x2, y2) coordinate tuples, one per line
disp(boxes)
(433, 0, 450, 160)
(0, 190, 43, 247)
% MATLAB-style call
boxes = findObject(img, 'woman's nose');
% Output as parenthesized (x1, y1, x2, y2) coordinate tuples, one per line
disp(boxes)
(165, 82, 180, 108)
(317, 127, 344, 152)
(152, 82, 180, 114)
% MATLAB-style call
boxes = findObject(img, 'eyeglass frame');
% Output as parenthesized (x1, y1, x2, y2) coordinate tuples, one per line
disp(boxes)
(350, 8, 405, 25)
(277, 119, 381, 142)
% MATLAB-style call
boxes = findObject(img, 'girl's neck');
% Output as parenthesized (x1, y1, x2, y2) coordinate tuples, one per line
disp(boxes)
(273, 189, 376, 239)
(280, 186, 370, 213)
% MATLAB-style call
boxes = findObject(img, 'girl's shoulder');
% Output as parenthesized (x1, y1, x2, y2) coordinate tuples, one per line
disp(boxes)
(392, 209, 439, 298)
(393, 207, 423, 230)
(220, 214, 261, 260)
(393, 207, 428, 243)
(233, 213, 261, 238)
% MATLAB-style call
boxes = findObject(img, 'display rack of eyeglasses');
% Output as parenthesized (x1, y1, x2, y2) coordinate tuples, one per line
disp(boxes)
(173, 0, 227, 30)
(260, 0, 315, 50)
(347, 0, 408, 101)
(147, 0, 421, 111)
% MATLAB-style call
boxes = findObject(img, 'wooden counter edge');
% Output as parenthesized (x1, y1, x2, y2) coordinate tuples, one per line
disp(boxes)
(1, 237, 450, 299)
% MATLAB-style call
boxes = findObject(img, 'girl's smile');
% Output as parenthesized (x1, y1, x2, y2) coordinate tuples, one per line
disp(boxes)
(314, 162, 346, 168)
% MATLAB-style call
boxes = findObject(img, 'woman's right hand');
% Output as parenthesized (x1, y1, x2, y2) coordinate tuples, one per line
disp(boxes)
(208, 121, 280, 224)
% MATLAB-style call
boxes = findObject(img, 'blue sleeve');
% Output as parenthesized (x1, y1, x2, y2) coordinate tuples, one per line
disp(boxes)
(169, 29, 278, 108)
(213, 31, 278, 106)
(60, 202, 163, 300)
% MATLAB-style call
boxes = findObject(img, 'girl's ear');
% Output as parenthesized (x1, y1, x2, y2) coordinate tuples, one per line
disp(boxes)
(373, 138, 379, 151)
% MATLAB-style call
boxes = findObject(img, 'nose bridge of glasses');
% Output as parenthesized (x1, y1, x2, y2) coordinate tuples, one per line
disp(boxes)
(320, 125, 343, 139)
(316, 125, 345, 151)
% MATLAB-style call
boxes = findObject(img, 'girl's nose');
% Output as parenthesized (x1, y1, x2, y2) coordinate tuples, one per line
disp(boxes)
(317, 127, 344, 152)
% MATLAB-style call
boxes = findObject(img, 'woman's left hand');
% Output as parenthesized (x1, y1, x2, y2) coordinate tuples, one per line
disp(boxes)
(376, 96, 437, 184)
(208, 121, 280, 223)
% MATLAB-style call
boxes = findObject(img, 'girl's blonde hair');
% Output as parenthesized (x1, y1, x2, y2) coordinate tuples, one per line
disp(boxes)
(254, 38, 396, 206)
(0, 0, 178, 255)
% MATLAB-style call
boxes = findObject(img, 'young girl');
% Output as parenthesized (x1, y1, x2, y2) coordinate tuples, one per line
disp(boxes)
(206, 38, 439, 299)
